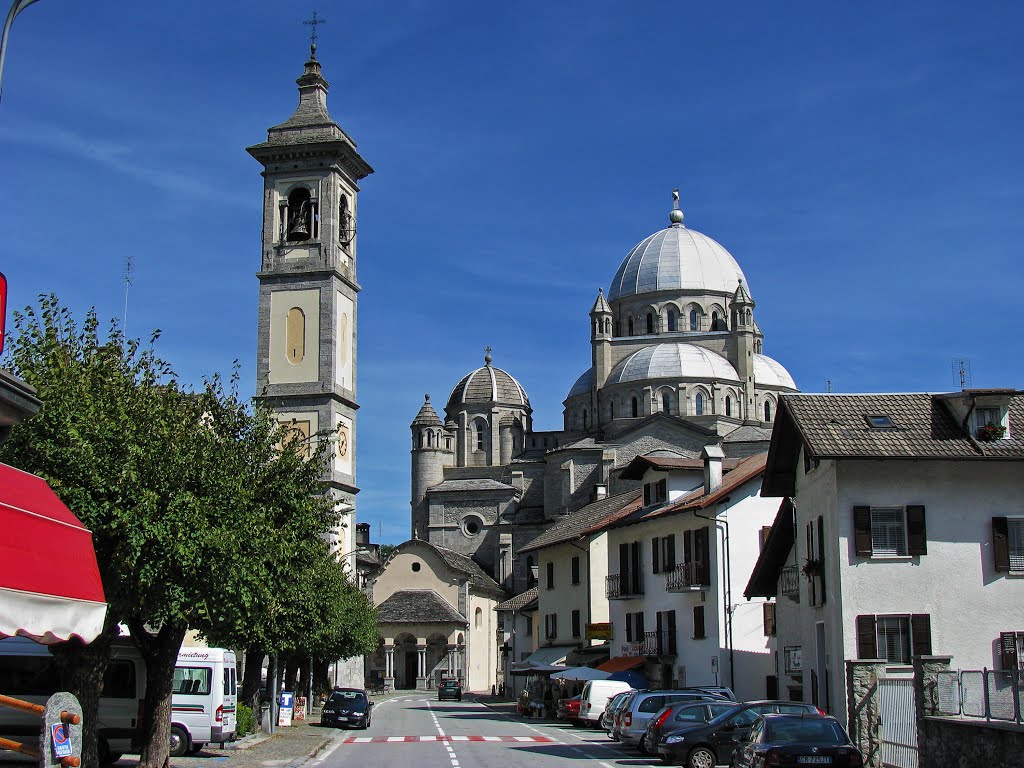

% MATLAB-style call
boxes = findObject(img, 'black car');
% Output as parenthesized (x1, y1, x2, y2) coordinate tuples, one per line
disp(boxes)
(641, 699, 737, 755)
(734, 713, 863, 767)
(656, 701, 823, 768)
(438, 679, 463, 701)
(321, 688, 372, 729)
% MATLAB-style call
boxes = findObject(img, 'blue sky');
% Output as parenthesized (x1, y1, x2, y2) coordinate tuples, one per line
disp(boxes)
(2, 2, 1022, 544)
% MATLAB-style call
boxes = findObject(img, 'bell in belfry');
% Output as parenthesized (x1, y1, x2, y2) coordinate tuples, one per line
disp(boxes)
(288, 200, 311, 240)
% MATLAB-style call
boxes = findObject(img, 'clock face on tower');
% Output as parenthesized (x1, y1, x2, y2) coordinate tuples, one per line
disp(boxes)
(336, 424, 349, 457)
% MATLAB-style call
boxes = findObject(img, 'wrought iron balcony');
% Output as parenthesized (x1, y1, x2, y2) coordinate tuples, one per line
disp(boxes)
(665, 561, 708, 591)
(606, 573, 644, 599)
(781, 565, 800, 600)
(621, 631, 675, 657)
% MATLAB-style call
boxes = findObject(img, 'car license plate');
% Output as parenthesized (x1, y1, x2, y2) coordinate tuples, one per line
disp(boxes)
(797, 757, 831, 764)
(337, 716, 349, 721)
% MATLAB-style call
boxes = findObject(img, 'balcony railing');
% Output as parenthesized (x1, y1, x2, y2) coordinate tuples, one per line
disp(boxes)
(622, 631, 675, 657)
(781, 565, 800, 600)
(606, 573, 644, 599)
(665, 561, 708, 591)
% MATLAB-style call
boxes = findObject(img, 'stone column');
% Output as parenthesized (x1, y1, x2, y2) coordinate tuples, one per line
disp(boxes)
(416, 646, 428, 689)
(384, 647, 395, 690)
(846, 659, 886, 768)
(913, 654, 952, 768)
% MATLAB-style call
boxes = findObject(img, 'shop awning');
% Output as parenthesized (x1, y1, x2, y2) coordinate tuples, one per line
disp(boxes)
(597, 655, 646, 673)
(510, 644, 577, 674)
(0, 464, 107, 644)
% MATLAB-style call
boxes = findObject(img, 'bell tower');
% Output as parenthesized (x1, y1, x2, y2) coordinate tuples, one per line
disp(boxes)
(248, 39, 373, 569)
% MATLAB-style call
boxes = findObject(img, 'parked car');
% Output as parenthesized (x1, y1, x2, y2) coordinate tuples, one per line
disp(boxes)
(619, 690, 728, 750)
(734, 713, 863, 768)
(556, 694, 582, 722)
(682, 685, 737, 701)
(579, 679, 633, 726)
(641, 699, 738, 755)
(438, 679, 463, 701)
(601, 690, 634, 733)
(656, 701, 824, 768)
(320, 688, 372, 729)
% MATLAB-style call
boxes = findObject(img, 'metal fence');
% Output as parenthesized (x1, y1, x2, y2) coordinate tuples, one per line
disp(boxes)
(935, 668, 1023, 725)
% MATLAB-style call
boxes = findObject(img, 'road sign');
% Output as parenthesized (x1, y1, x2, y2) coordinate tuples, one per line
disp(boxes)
(50, 723, 72, 758)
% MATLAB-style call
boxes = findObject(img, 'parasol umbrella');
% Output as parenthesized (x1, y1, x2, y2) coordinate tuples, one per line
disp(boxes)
(0, 463, 107, 644)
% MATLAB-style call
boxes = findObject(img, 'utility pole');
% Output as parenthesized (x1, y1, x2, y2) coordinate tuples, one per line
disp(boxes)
(0, 0, 43, 103)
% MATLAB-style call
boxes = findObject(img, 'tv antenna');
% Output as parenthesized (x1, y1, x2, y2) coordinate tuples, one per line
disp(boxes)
(952, 358, 972, 390)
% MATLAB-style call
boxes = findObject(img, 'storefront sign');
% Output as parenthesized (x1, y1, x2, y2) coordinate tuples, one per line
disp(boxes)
(586, 623, 612, 641)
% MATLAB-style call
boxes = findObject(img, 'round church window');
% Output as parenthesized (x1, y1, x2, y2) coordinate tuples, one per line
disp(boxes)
(461, 516, 483, 537)
(411, 562, 421, 572)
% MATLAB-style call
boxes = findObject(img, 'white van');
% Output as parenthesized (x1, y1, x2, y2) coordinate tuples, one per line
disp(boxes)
(579, 679, 633, 725)
(170, 647, 237, 756)
(0, 636, 145, 765)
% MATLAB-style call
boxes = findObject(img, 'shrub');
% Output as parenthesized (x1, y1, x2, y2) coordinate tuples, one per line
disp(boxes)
(237, 703, 256, 736)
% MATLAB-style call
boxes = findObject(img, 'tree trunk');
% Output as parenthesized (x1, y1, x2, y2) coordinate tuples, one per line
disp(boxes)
(284, 653, 299, 694)
(240, 646, 264, 713)
(49, 616, 119, 768)
(297, 657, 310, 705)
(130, 620, 187, 768)
(314, 659, 330, 696)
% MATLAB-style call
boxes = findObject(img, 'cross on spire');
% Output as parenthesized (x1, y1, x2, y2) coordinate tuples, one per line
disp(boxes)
(303, 11, 327, 57)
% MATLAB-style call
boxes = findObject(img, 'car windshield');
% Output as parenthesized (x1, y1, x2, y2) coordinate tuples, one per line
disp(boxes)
(441, 681, 459, 688)
(329, 691, 366, 705)
(707, 704, 745, 726)
(766, 719, 846, 745)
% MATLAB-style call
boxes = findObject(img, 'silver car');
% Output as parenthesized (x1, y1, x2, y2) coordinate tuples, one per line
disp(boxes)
(601, 690, 633, 733)
(618, 691, 727, 749)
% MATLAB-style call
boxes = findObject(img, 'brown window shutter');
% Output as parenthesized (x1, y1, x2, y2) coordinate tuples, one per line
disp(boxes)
(993, 517, 1010, 572)
(631, 541, 642, 594)
(856, 615, 877, 659)
(854, 506, 873, 556)
(1000, 632, 1019, 670)
(911, 614, 932, 656)
(668, 610, 677, 654)
(693, 605, 705, 639)
(666, 535, 676, 570)
(636, 612, 645, 637)
(652, 537, 660, 574)
(760, 525, 772, 551)
(625, 613, 633, 643)
(644, 484, 652, 506)
(763, 602, 776, 636)
(698, 526, 712, 585)
(620, 542, 630, 585)
(907, 506, 927, 556)
(817, 515, 827, 603)
(683, 529, 693, 564)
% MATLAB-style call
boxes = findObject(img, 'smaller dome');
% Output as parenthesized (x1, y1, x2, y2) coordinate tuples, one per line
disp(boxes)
(566, 368, 594, 399)
(446, 355, 530, 415)
(753, 354, 797, 390)
(606, 343, 740, 385)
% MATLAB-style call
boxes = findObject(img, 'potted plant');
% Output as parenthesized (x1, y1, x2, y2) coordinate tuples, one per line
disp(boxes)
(976, 423, 1006, 442)
(801, 558, 823, 580)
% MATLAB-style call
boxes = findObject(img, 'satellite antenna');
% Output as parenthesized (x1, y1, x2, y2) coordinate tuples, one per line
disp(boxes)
(952, 358, 972, 390)
(123, 254, 134, 334)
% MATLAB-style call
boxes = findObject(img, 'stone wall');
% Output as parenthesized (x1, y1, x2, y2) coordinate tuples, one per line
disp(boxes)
(845, 659, 885, 767)
(918, 717, 1024, 768)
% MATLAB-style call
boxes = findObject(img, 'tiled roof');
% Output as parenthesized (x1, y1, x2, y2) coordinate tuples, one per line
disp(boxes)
(519, 490, 643, 553)
(763, 392, 1024, 496)
(604, 453, 768, 530)
(494, 587, 538, 612)
(432, 545, 508, 599)
(619, 453, 741, 480)
(723, 424, 773, 443)
(376, 590, 467, 625)
(427, 478, 514, 493)
(412, 395, 444, 427)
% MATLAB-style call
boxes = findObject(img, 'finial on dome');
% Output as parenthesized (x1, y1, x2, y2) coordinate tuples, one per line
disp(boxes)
(303, 11, 326, 61)
(669, 188, 684, 225)
(484, 346, 493, 366)
(424, 393, 431, 402)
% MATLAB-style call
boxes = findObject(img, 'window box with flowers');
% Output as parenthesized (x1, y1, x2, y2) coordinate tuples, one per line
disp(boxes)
(977, 423, 1006, 442)
(801, 558, 823, 581)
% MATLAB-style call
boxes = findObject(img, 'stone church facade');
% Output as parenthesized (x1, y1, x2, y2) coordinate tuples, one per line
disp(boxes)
(367, 191, 799, 690)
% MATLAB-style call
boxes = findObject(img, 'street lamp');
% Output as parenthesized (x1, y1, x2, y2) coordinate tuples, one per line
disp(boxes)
(0, 0, 42, 102)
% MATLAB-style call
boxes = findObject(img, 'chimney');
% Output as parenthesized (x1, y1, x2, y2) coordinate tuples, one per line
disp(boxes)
(355, 522, 370, 546)
(701, 445, 725, 493)
(594, 484, 608, 500)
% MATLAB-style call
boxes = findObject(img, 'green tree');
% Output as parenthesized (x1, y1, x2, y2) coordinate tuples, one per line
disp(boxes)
(0, 297, 376, 768)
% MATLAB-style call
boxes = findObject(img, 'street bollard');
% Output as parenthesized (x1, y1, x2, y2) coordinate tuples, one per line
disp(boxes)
(41, 692, 83, 768)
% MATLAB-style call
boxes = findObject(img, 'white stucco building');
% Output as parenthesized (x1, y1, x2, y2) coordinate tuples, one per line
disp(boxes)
(748, 389, 1024, 722)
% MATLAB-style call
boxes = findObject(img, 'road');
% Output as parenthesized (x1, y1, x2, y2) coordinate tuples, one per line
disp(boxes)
(311, 694, 658, 768)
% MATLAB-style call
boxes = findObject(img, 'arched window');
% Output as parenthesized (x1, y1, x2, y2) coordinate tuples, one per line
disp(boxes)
(427, 431, 433, 447)
(286, 307, 305, 364)
(631, 397, 639, 418)
(711, 311, 720, 330)
(339, 194, 354, 246)
(604, 318, 611, 334)
(695, 392, 705, 416)
(609, 401, 615, 420)
(725, 396, 733, 417)
(419, 432, 426, 448)
(662, 393, 672, 415)
(646, 313, 654, 334)
(474, 607, 482, 629)
(286, 187, 313, 242)
(667, 309, 677, 331)
(475, 420, 486, 451)
(628, 318, 634, 336)
(764, 401, 772, 421)
(690, 309, 699, 331)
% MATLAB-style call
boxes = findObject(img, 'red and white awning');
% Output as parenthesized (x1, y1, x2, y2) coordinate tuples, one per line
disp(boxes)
(0, 463, 107, 644)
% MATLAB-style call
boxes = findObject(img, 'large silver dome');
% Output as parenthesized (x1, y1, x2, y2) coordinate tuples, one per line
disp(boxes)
(752, 354, 797, 390)
(605, 343, 740, 385)
(608, 222, 747, 301)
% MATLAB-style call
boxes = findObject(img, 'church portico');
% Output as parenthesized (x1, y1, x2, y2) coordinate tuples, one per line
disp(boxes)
(374, 628, 466, 690)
